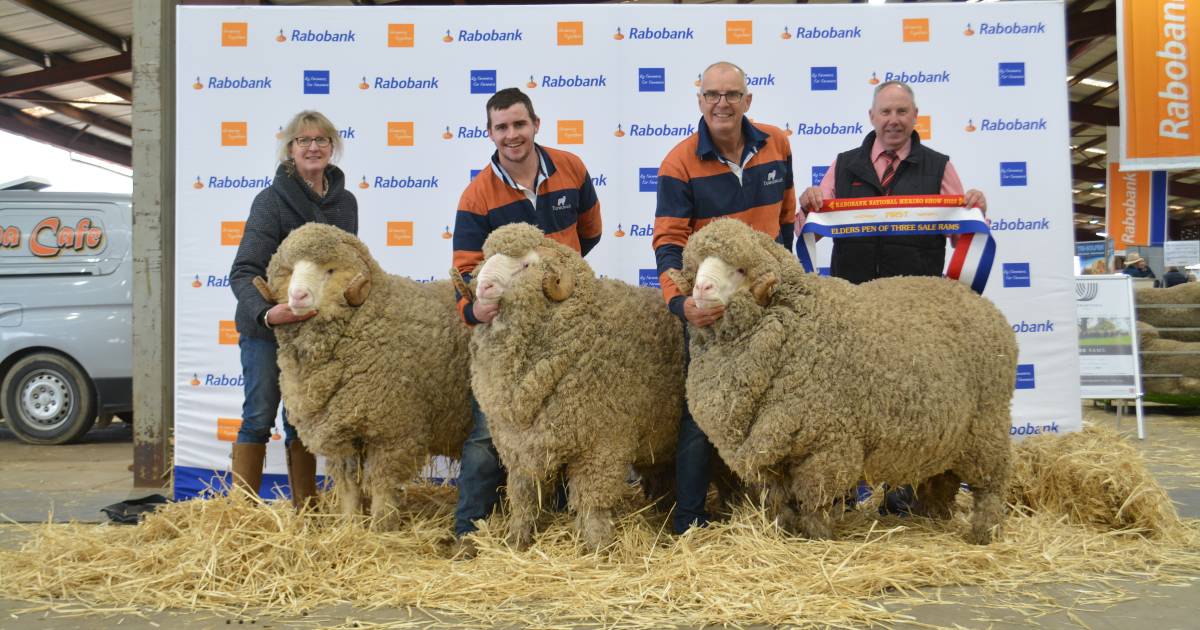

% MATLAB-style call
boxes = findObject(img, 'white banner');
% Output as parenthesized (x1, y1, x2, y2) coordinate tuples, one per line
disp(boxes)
(175, 2, 1081, 498)
(1076, 275, 1142, 399)
(1164, 240, 1200, 267)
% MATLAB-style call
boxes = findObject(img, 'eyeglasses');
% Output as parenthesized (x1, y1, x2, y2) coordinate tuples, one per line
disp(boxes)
(293, 136, 332, 148)
(701, 91, 745, 104)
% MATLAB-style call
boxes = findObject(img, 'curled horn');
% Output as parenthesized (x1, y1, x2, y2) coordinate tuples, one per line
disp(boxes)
(253, 276, 277, 303)
(344, 272, 371, 306)
(666, 268, 691, 295)
(535, 246, 575, 302)
(449, 266, 474, 303)
(750, 271, 779, 307)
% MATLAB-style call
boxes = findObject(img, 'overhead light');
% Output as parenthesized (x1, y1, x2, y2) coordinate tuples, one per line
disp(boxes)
(1170, 204, 1185, 210)
(1084, 147, 1107, 154)
(1089, 219, 1100, 224)
(1072, 189, 1083, 194)
(1079, 78, 1114, 88)
(1193, 209, 1200, 214)
(73, 92, 125, 110)
(1092, 182, 1105, 189)
(1097, 231, 1108, 237)
(19, 106, 54, 118)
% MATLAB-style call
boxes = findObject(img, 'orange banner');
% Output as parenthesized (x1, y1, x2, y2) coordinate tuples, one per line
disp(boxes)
(1106, 162, 1167, 249)
(1119, 0, 1200, 169)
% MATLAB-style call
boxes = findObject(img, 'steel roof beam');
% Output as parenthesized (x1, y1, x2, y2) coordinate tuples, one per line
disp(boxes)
(0, 34, 131, 100)
(0, 102, 130, 167)
(8, 0, 127, 52)
(0, 52, 131, 97)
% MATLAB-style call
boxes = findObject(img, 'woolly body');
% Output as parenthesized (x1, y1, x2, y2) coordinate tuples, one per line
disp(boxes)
(1137, 321, 1200, 395)
(263, 223, 471, 529)
(1136, 283, 1200, 342)
(672, 219, 1017, 544)
(469, 223, 683, 551)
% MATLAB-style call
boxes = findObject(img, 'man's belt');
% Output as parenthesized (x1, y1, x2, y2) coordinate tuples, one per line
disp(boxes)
(797, 194, 996, 294)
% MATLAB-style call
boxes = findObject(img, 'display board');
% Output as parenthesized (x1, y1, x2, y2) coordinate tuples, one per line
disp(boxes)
(1076, 274, 1145, 437)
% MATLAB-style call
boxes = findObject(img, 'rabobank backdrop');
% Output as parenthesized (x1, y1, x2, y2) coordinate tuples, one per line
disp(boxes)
(175, 3, 1080, 498)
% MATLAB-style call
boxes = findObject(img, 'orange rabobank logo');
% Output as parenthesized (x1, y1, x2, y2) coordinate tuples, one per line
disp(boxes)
(387, 221, 414, 246)
(558, 120, 584, 145)
(726, 20, 753, 45)
(221, 221, 245, 246)
(388, 23, 414, 48)
(1122, 0, 1200, 162)
(387, 121, 414, 146)
(903, 18, 930, 42)
(218, 320, 239, 345)
(220, 121, 248, 147)
(557, 21, 584, 46)
(221, 22, 248, 47)
(915, 116, 932, 140)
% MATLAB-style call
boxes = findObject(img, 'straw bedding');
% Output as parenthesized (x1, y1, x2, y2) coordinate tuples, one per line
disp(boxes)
(1, 426, 1198, 628)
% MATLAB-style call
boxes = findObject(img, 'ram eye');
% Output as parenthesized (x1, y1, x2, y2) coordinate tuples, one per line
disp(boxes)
(326, 268, 335, 275)
(737, 268, 746, 275)
(521, 262, 531, 269)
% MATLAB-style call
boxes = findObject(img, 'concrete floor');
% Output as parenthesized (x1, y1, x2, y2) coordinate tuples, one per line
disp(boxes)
(0, 406, 1197, 629)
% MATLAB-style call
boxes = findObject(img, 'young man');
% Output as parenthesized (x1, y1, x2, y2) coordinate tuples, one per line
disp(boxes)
(450, 87, 602, 548)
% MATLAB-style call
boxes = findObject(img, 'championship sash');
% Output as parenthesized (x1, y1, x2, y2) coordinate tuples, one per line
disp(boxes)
(797, 194, 996, 294)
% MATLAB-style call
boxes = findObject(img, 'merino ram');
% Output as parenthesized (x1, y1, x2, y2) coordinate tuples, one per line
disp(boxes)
(255, 223, 471, 529)
(668, 219, 1018, 544)
(464, 223, 683, 552)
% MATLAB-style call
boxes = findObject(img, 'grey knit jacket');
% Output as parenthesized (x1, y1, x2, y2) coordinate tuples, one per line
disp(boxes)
(229, 163, 358, 342)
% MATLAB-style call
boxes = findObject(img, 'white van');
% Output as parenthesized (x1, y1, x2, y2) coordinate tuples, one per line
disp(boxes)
(0, 182, 133, 444)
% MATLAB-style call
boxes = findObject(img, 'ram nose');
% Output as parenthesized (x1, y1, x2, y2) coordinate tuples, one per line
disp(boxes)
(477, 279, 502, 302)
(288, 287, 314, 315)
(693, 277, 718, 306)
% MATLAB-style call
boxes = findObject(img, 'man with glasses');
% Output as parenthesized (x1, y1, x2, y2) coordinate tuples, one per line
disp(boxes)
(652, 61, 796, 534)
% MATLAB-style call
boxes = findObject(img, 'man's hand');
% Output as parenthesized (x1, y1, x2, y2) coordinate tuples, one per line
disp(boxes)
(964, 189, 987, 215)
(473, 300, 500, 324)
(683, 296, 724, 327)
(265, 303, 317, 326)
(798, 186, 825, 213)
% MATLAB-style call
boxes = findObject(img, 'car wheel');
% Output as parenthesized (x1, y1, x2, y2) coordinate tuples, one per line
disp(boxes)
(1, 353, 97, 445)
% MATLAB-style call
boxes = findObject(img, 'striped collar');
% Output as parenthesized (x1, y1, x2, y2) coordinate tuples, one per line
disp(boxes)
(695, 116, 769, 165)
(489, 144, 554, 191)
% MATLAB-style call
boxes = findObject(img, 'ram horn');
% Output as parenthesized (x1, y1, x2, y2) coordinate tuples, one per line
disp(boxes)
(534, 246, 575, 302)
(344, 272, 371, 306)
(750, 271, 779, 307)
(666, 268, 691, 295)
(449, 266, 475, 303)
(253, 276, 276, 302)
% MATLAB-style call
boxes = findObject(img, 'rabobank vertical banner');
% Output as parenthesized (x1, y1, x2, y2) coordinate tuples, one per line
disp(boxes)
(1117, 0, 1200, 170)
(1106, 127, 1168, 251)
(174, 3, 1081, 499)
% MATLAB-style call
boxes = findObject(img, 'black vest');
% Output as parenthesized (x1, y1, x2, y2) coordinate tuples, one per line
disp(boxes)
(830, 131, 949, 285)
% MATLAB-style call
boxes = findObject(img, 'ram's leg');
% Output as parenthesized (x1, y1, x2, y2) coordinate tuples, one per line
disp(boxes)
(910, 471, 961, 520)
(955, 415, 1012, 545)
(328, 456, 363, 519)
(759, 472, 798, 535)
(567, 456, 626, 553)
(365, 446, 408, 532)
(791, 444, 863, 540)
(505, 469, 540, 551)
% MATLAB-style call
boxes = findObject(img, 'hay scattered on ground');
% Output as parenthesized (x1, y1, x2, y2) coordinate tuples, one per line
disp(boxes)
(1, 429, 1198, 628)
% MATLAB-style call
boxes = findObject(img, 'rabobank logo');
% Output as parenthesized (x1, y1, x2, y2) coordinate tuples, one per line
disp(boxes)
(590, 174, 607, 187)
(365, 75, 439, 90)
(368, 174, 440, 189)
(615, 26, 695, 40)
(1000, 161, 1028, 187)
(1012, 319, 1055, 334)
(991, 217, 1049, 231)
(537, 73, 607, 88)
(790, 24, 862, 39)
(1014, 363, 1036, 390)
(811, 165, 829, 186)
(1002, 262, 1031, 288)
(196, 174, 272, 190)
(448, 27, 524, 43)
(193, 372, 245, 388)
(639, 268, 660, 288)
(976, 21, 1047, 36)
(793, 121, 864, 136)
(470, 70, 497, 94)
(745, 73, 776, 88)
(278, 28, 356, 43)
(195, 75, 272, 90)
(971, 117, 1046, 132)
(878, 70, 950, 84)
(998, 62, 1025, 87)
(810, 66, 837, 91)
(445, 124, 488, 140)
(639, 67, 666, 92)
(639, 167, 659, 192)
(626, 224, 655, 238)
(618, 121, 696, 138)
(303, 70, 330, 94)
(192, 274, 230, 288)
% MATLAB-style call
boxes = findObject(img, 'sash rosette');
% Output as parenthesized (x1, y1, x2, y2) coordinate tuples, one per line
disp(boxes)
(797, 194, 996, 294)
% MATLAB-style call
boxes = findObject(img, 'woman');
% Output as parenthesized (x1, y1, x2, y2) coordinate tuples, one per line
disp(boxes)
(228, 110, 358, 508)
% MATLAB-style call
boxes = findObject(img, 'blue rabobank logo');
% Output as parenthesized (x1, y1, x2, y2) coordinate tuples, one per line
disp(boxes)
(337, 127, 355, 140)
(198, 274, 230, 288)
(369, 174, 440, 189)
(998, 62, 1025, 87)
(470, 70, 497, 94)
(1012, 319, 1055, 334)
(638, 269, 660, 287)
(794, 121, 864, 136)
(591, 174, 607, 187)
(810, 67, 837, 91)
(639, 67, 666, 92)
(991, 217, 1049, 231)
(881, 70, 949, 84)
(200, 75, 272, 90)
(284, 28, 356, 43)
(791, 25, 862, 39)
(639, 167, 658, 192)
(370, 76, 439, 90)
(1000, 161, 1028, 187)
(628, 224, 655, 237)
(539, 73, 607, 88)
(745, 74, 775, 87)
(811, 166, 829, 186)
(455, 28, 523, 42)
(1011, 420, 1061, 436)
(623, 122, 695, 137)
(450, 124, 488, 139)
(199, 174, 272, 189)
(303, 70, 330, 94)
(977, 21, 1046, 36)
(619, 26, 694, 40)
(1014, 363, 1036, 389)
(200, 372, 245, 388)
(1003, 262, 1031, 288)
(978, 117, 1047, 132)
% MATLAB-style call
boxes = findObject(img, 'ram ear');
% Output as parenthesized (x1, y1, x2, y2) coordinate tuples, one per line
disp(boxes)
(666, 268, 691, 295)
(344, 272, 371, 306)
(750, 271, 779, 306)
(253, 276, 277, 302)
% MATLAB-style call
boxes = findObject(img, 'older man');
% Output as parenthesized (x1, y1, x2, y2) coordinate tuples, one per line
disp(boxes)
(652, 61, 795, 533)
(798, 80, 986, 284)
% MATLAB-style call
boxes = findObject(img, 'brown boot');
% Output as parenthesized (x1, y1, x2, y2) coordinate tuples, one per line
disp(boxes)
(230, 442, 266, 499)
(286, 439, 318, 511)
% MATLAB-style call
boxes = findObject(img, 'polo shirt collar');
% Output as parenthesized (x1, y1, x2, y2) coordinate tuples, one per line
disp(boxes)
(695, 116, 769, 163)
(489, 144, 555, 190)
